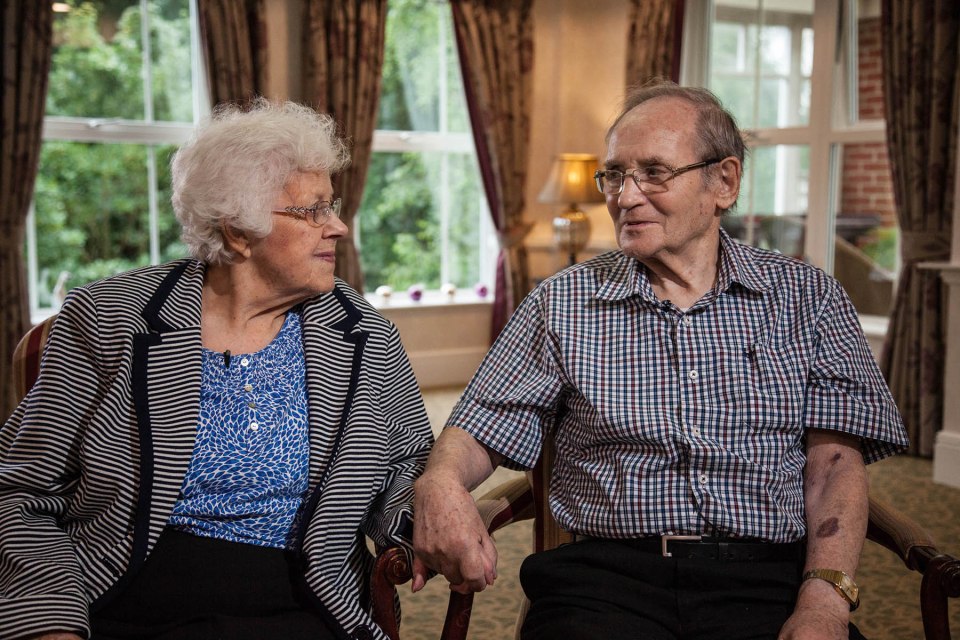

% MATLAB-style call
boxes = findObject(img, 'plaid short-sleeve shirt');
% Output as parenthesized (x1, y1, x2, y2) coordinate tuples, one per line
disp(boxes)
(448, 230, 908, 542)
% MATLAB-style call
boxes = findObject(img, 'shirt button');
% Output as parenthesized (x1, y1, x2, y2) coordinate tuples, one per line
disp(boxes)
(683, 316, 693, 327)
(699, 474, 708, 485)
(693, 427, 701, 437)
(244, 383, 253, 392)
(249, 422, 259, 431)
(240, 357, 250, 367)
(688, 370, 698, 380)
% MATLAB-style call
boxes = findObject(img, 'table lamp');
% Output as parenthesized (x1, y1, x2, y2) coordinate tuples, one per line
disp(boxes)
(538, 153, 605, 265)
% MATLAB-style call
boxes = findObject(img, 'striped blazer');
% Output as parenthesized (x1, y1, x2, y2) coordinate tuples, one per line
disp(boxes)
(0, 259, 434, 640)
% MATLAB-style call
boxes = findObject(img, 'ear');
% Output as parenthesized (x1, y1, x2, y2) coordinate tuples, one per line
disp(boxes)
(714, 157, 742, 211)
(221, 221, 252, 259)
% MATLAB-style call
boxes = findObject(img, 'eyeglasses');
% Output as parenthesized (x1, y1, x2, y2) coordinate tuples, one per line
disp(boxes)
(594, 158, 722, 195)
(271, 198, 342, 227)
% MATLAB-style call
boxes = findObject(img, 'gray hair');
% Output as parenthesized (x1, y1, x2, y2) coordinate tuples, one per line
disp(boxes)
(171, 98, 351, 264)
(608, 79, 746, 205)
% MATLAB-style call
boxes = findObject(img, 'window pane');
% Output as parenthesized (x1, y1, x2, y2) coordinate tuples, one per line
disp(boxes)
(846, 1, 885, 122)
(359, 151, 484, 291)
(711, 1, 813, 128)
(834, 141, 898, 315)
(722, 144, 809, 258)
(378, 0, 469, 133)
(48, 0, 194, 122)
(32, 141, 184, 307)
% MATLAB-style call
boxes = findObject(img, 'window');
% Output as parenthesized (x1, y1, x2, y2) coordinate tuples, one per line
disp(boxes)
(691, 0, 896, 317)
(27, 0, 205, 317)
(358, 0, 495, 296)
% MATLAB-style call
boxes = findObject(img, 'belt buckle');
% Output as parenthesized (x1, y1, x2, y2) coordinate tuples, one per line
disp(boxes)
(660, 534, 703, 557)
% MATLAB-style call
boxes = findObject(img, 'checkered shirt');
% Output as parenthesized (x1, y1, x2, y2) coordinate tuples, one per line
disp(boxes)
(447, 230, 908, 542)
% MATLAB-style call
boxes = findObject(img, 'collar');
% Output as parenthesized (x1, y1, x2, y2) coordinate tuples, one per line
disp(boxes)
(594, 227, 773, 304)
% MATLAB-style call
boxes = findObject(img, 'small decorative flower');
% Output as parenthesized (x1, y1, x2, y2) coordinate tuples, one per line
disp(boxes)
(441, 283, 457, 299)
(375, 285, 393, 300)
(407, 283, 424, 301)
(474, 283, 489, 299)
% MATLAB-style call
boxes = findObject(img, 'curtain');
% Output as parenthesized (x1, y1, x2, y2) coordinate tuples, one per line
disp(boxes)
(451, 0, 534, 340)
(626, 0, 685, 86)
(880, 0, 959, 455)
(302, 0, 388, 293)
(199, 0, 268, 107)
(0, 3, 53, 421)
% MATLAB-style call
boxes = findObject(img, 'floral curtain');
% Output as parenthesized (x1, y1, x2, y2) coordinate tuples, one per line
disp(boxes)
(626, 0, 685, 86)
(451, 0, 534, 340)
(880, 0, 959, 455)
(302, 0, 389, 293)
(0, 3, 53, 421)
(198, 0, 268, 107)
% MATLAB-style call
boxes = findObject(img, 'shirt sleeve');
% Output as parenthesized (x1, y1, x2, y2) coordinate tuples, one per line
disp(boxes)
(805, 279, 909, 463)
(446, 287, 567, 470)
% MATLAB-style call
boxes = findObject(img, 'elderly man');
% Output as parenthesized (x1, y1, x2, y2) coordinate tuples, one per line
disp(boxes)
(412, 81, 908, 640)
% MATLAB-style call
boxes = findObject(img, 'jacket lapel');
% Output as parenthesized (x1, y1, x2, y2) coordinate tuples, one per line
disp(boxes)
(129, 260, 204, 569)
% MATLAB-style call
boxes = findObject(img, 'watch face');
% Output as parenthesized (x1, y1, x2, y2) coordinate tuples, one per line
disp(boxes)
(840, 573, 859, 601)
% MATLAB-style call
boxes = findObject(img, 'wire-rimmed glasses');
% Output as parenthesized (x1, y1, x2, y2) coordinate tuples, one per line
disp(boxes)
(271, 198, 342, 227)
(594, 158, 722, 196)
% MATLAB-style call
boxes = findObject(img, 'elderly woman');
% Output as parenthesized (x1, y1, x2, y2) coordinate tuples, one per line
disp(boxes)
(0, 99, 433, 640)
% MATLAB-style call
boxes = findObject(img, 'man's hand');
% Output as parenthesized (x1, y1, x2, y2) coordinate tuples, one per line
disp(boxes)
(779, 578, 851, 639)
(412, 472, 497, 594)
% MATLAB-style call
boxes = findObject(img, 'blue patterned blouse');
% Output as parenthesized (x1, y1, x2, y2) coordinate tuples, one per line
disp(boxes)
(168, 312, 309, 549)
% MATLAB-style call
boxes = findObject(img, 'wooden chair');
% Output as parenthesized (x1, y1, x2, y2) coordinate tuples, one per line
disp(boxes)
(379, 437, 960, 640)
(10, 314, 414, 639)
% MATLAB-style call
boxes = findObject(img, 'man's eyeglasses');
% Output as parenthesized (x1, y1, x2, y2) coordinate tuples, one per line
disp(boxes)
(272, 198, 342, 227)
(594, 158, 722, 196)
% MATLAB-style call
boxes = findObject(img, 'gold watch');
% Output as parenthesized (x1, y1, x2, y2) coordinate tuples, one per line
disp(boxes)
(802, 568, 860, 611)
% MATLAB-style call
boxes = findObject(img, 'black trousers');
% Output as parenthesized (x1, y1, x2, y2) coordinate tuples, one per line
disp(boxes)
(91, 528, 341, 640)
(519, 538, 867, 640)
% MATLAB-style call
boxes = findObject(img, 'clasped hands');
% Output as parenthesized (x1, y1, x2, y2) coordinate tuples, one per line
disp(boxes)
(411, 474, 498, 594)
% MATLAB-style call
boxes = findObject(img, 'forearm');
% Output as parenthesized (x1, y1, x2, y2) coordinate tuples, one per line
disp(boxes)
(416, 426, 502, 492)
(797, 429, 868, 622)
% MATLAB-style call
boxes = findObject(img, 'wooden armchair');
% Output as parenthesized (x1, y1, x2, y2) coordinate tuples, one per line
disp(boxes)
(10, 314, 412, 639)
(377, 437, 960, 640)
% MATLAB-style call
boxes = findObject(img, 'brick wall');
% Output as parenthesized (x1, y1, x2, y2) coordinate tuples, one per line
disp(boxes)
(841, 16, 896, 229)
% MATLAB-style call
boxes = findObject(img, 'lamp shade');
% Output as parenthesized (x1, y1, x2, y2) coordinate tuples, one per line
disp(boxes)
(538, 153, 606, 205)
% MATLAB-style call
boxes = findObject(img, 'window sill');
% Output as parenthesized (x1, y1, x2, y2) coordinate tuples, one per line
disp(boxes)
(364, 289, 493, 310)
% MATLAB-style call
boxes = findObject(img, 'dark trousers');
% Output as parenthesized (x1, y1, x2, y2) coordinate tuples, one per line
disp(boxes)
(519, 538, 867, 640)
(91, 528, 341, 640)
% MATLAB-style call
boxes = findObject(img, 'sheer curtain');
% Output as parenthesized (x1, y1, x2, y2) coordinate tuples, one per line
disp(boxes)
(0, 3, 53, 420)
(302, 0, 389, 293)
(451, 0, 534, 340)
(880, 0, 959, 455)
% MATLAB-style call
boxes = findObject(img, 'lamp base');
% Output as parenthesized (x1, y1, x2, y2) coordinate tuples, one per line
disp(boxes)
(553, 208, 591, 266)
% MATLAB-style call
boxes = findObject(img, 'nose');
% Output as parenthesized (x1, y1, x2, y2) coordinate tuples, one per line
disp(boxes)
(324, 213, 349, 239)
(616, 173, 648, 209)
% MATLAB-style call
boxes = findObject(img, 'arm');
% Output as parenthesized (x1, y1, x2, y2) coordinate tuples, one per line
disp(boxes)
(779, 428, 868, 640)
(412, 426, 504, 594)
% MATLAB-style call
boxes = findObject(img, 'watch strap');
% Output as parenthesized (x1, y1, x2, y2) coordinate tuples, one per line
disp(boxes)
(803, 568, 861, 611)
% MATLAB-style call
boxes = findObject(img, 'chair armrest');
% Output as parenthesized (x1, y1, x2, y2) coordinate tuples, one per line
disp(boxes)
(371, 546, 411, 640)
(867, 496, 960, 640)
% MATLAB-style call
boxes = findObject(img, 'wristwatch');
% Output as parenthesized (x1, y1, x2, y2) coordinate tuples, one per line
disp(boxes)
(802, 568, 860, 611)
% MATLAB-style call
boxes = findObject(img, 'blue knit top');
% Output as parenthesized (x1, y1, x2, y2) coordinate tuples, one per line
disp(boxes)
(168, 312, 310, 549)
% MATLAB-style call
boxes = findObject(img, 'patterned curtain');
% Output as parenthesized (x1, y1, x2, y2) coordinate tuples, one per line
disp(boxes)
(302, 0, 389, 293)
(199, 0, 268, 107)
(880, 0, 959, 455)
(0, 3, 53, 421)
(451, 0, 534, 340)
(625, 0, 685, 86)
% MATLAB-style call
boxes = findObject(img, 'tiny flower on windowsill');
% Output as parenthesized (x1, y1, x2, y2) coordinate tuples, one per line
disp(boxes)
(375, 285, 393, 302)
(440, 283, 456, 300)
(474, 283, 489, 299)
(407, 284, 424, 301)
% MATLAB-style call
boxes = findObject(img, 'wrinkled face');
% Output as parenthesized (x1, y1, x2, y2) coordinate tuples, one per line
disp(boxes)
(248, 170, 347, 297)
(604, 97, 736, 266)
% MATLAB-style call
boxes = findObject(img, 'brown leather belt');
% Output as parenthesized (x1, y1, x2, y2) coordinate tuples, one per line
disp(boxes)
(575, 534, 804, 563)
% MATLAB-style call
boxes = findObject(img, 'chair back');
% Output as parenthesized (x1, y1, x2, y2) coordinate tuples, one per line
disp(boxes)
(12, 314, 58, 403)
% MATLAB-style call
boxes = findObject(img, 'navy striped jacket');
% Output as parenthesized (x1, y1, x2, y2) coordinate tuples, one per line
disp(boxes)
(0, 259, 434, 640)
